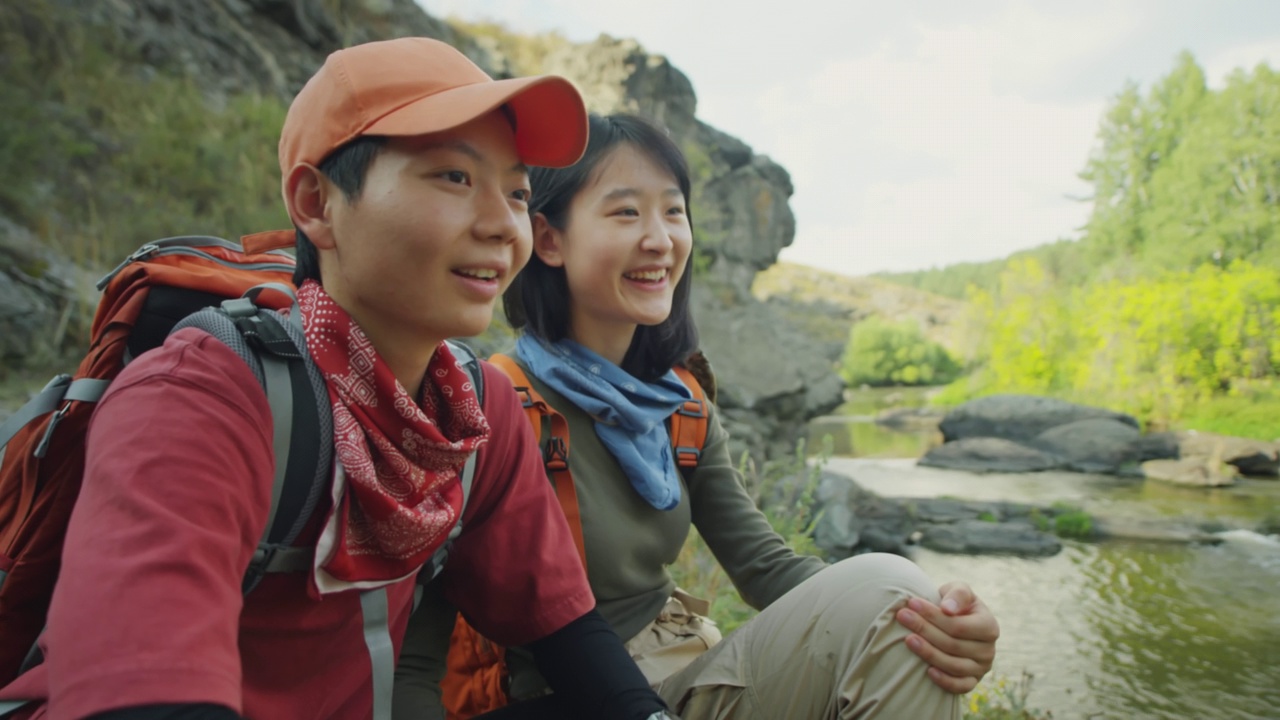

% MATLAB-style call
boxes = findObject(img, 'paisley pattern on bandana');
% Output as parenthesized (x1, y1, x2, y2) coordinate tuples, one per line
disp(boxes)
(297, 280, 490, 585)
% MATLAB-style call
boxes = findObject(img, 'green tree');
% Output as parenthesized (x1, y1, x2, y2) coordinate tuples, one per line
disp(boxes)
(1141, 64, 1280, 270)
(840, 316, 960, 387)
(1079, 52, 1208, 271)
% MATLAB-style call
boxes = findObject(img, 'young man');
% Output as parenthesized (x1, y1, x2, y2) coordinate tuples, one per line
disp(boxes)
(0, 38, 678, 720)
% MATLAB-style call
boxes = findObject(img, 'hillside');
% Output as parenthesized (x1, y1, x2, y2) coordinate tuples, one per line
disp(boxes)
(753, 262, 967, 352)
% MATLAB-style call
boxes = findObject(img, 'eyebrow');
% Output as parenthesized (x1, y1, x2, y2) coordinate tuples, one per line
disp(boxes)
(420, 140, 528, 174)
(601, 187, 684, 202)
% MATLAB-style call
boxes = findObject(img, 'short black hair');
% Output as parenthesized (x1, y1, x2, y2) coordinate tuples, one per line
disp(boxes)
(292, 135, 388, 286)
(503, 113, 699, 381)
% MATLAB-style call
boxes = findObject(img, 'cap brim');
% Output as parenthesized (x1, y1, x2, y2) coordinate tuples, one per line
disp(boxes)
(365, 75, 588, 168)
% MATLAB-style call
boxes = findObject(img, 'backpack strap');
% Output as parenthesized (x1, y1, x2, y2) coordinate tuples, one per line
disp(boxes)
(670, 366, 710, 470)
(0, 377, 110, 468)
(488, 353, 586, 564)
(174, 297, 332, 592)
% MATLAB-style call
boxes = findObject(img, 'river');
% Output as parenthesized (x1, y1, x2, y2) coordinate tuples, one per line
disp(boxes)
(806, 389, 1280, 720)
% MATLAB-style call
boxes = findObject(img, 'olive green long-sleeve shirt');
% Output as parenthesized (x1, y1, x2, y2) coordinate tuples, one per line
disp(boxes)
(393, 362, 827, 714)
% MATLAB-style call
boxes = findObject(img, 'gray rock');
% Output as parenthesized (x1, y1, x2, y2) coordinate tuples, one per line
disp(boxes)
(693, 285, 844, 453)
(812, 502, 861, 559)
(1028, 417, 1144, 474)
(938, 394, 1139, 444)
(1177, 431, 1280, 477)
(876, 407, 945, 432)
(918, 437, 1064, 473)
(1141, 458, 1237, 487)
(0, 217, 95, 373)
(1135, 432, 1181, 462)
(920, 520, 1062, 557)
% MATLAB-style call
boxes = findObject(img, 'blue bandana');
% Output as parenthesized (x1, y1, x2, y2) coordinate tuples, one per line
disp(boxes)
(515, 333, 693, 510)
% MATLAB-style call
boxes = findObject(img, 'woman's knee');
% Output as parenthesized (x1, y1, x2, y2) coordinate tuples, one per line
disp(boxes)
(808, 553, 939, 622)
(837, 552, 936, 594)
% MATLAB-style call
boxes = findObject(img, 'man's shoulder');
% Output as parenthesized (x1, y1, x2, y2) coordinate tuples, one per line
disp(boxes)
(101, 326, 267, 415)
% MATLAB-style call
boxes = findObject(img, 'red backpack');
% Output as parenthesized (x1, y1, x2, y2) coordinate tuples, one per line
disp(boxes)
(0, 231, 313, 683)
(439, 352, 711, 719)
(0, 231, 486, 717)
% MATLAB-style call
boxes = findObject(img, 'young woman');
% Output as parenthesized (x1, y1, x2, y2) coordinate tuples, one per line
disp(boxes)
(396, 114, 998, 720)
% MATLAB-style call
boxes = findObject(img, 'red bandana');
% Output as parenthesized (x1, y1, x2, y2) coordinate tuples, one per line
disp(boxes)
(296, 280, 490, 590)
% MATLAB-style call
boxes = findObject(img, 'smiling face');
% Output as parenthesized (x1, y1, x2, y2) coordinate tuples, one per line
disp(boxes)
(303, 110, 533, 356)
(533, 143, 693, 364)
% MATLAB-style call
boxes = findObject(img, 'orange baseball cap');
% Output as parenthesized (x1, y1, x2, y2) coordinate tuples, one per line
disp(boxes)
(278, 37, 588, 188)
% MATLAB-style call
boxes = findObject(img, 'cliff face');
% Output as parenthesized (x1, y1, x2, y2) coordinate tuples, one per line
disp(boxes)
(1, 0, 840, 458)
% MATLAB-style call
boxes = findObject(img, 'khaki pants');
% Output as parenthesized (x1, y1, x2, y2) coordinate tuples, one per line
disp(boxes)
(633, 553, 961, 720)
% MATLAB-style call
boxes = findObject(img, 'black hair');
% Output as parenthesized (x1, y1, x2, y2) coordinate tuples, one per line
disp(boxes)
(291, 107, 519, 286)
(292, 135, 388, 286)
(503, 113, 700, 381)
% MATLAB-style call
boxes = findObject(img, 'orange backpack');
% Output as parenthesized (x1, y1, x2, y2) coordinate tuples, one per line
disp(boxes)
(439, 353, 710, 719)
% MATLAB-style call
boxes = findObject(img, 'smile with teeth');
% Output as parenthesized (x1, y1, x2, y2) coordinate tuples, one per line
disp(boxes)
(456, 268, 498, 280)
(624, 269, 667, 282)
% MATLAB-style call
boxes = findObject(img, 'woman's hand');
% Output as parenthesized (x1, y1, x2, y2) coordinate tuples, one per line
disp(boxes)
(895, 582, 999, 694)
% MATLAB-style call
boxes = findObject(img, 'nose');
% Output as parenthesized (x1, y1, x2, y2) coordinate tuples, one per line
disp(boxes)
(472, 183, 523, 245)
(638, 211, 674, 254)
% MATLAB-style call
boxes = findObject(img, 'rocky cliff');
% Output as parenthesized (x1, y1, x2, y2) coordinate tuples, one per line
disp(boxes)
(0, 0, 841, 458)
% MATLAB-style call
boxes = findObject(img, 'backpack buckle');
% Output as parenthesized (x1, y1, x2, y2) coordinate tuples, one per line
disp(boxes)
(675, 446, 702, 468)
(34, 403, 72, 459)
(677, 399, 705, 418)
(515, 386, 536, 409)
(544, 436, 569, 472)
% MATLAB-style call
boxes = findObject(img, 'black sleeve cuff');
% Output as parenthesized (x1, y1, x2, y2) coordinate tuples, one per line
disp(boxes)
(89, 703, 242, 720)
(525, 608, 668, 720)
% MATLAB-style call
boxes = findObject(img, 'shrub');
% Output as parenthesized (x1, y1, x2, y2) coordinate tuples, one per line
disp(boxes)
(840, 316, 961, 387)
(1053, 510, 1094, 539)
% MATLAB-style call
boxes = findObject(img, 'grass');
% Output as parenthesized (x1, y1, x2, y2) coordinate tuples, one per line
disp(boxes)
(0, 1, 291, 368)
(1, 2, 289, 271)
(1047, 503, 1095, 540)
(964, 672, 1054, 719)
(1176, 383, 1280, 441)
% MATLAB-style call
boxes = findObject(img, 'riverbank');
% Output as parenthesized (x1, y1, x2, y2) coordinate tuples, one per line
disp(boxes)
(801, 389, 1280, 719)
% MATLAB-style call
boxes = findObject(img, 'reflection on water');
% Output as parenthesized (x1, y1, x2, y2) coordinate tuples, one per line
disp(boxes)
(808, 416, 939, 458)
(810, 392, 1280, 719)
(907, 538, 1280, 719)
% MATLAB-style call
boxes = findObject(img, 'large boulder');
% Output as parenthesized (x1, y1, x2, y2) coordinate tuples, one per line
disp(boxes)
(812, 471, 1066, 558)
(693, 285, 844, 460)
(919, 521, 1062, 557)
(1028, 417, 1147, 474)
(938, 394, 1139, 444)
(918, 437, 1064, 473)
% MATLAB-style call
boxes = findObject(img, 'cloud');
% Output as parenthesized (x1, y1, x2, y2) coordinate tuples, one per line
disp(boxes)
(751, 14, 1107, 275)
(420, 0, 1280, 275)
(1204, 38, 1280, 86)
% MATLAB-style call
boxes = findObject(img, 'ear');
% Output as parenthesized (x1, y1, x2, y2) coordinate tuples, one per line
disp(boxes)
(283, 163, 337, 250)
(531, 213, 565, 267)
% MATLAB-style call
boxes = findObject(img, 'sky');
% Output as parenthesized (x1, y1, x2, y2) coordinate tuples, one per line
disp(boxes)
(420, 0, 1280, 277)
